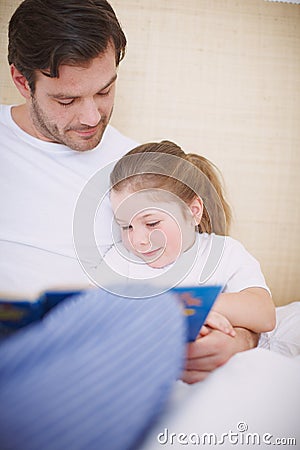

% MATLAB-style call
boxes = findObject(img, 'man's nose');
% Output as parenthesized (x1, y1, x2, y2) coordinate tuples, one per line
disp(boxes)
(79, 100, 101, 127)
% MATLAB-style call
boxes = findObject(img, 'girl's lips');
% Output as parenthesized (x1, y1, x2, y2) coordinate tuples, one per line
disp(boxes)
(141, 248, 162, 258)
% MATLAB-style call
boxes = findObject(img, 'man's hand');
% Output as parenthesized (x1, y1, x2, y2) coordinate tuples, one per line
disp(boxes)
(181, 328, 259, 384)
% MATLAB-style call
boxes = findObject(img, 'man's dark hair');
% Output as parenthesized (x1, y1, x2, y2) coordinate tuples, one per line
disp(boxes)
(8, 0, 127, 93)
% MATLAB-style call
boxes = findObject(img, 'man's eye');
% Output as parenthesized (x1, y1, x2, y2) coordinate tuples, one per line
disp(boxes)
(147, 221, 160, 228)
(98, 89, 110, 97)
(58, 99, 74, 106)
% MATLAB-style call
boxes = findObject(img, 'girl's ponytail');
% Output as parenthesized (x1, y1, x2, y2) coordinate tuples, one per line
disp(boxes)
(185, 153, 231, 235)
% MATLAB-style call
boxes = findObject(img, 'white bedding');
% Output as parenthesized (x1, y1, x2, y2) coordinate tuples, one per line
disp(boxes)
(140, 302, 300, 450)
(140, 348, 300, 449)
(258, 301, 300, 358)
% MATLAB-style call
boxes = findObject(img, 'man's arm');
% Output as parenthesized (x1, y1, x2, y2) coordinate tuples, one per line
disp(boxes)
(181, 327, 259, 384)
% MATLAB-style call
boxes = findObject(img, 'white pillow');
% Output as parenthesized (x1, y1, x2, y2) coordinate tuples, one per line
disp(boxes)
(258, 302, 300, 358)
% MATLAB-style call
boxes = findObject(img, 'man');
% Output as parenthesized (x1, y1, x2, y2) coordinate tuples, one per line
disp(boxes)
(1, 0, 257, 397)
(1, 0, 137, 298)
(0, 3, 187, 449)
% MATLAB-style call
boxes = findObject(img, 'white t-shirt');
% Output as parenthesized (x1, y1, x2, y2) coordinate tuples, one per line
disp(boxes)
(98, 233, 270, 296)
(0, 104, 138, 298)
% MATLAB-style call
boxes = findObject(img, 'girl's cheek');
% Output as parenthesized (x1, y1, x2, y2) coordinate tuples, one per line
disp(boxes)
(150, 229, 167, 247)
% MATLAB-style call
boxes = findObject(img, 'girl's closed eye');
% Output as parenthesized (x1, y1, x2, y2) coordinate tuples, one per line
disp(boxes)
(121, 224, 132, 231)
(147, 221, 161, 228)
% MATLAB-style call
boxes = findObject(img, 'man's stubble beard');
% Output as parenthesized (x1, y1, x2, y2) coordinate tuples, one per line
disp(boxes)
(30, 95, 113, 152)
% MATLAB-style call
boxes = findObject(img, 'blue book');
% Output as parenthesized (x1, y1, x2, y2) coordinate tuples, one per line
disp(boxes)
(0, 290, 83, 336)
(171, 285, 222, 342)
(0, 285, 222, 341)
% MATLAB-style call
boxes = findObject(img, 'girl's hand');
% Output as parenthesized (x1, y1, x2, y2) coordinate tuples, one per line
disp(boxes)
(199, 311, 236, 337)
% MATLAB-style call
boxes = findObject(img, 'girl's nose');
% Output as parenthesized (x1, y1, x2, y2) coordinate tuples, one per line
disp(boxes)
(131, 229, 151, 252)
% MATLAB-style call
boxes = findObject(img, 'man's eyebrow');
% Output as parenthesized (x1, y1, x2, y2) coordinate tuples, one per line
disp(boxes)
(99, 74, 118, 91)
(48, 74, 118, 99)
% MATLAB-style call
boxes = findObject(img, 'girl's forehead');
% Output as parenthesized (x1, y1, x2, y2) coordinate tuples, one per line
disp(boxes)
(110, 189, 189, 222)
(111, 187, 184, 203)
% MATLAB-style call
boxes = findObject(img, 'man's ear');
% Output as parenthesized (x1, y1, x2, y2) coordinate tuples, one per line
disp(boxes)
(189, 196, 203, 225)
(10, 64, 31, 99)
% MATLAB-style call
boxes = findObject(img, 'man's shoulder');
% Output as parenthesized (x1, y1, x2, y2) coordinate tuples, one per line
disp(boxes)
(0, 104, 12, 126)
(0, 104, 9, 113)
(0, 105, 17, 142)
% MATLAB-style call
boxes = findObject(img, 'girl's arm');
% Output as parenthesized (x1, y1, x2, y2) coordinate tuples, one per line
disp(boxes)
(213, 287, 276, 333)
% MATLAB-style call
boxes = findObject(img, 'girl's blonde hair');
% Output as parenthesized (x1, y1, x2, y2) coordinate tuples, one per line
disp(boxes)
(110, 140, 231, 235)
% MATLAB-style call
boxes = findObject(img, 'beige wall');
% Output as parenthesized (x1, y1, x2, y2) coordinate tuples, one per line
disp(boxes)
(1, 0, 299, 305)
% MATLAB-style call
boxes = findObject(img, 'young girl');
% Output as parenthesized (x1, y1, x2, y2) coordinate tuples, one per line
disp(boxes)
(102, 140, 275, 335)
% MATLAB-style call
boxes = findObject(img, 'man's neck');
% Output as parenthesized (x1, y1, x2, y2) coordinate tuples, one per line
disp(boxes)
(11, 104, 42, 140)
